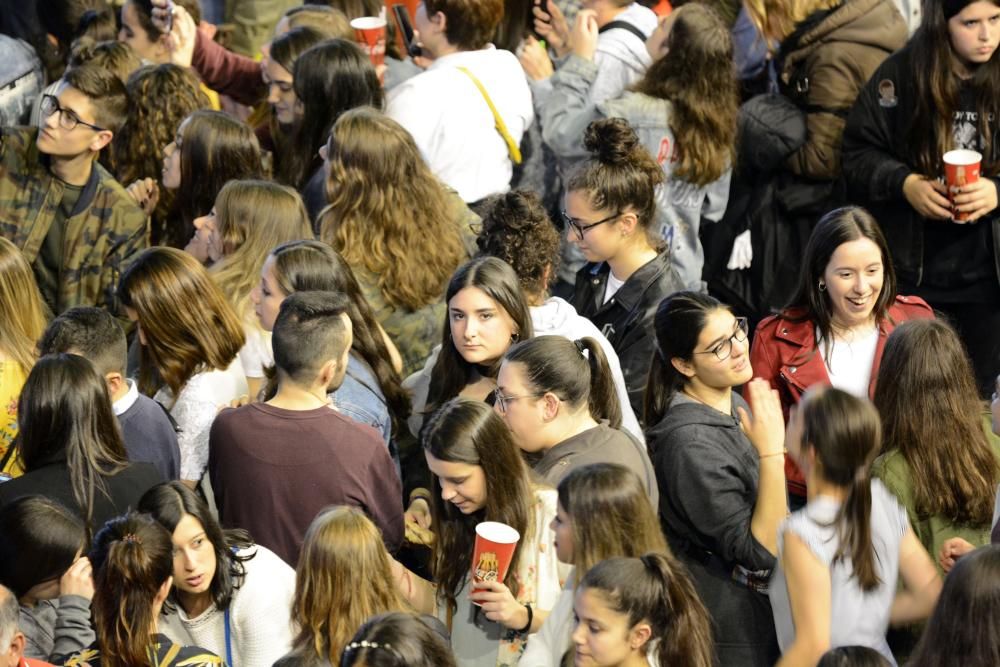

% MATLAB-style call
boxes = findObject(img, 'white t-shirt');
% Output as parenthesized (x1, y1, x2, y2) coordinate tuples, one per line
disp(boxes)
(820, 325, 879, 398)
(602, 271, 626, 304)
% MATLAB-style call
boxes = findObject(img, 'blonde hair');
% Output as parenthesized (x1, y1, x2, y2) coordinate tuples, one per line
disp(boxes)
(0, 238, 47, 374)
(319, 108, 468, 311)
(744, 0, 841, 43)
(117, 247, 245, 398)
(210, 180, 313, 320)
(291, 506, 408, 664)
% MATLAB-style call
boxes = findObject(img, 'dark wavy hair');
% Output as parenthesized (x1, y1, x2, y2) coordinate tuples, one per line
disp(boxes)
(138, 482, 255, 612)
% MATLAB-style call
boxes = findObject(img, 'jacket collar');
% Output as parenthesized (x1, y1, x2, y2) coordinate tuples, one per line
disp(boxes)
(587, 251, 671, 313)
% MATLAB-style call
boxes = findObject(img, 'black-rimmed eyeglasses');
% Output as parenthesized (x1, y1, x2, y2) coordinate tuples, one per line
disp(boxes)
(693, 317, 749, 361)
(39, 94, 106, 132)
(560, 210, 621, 241)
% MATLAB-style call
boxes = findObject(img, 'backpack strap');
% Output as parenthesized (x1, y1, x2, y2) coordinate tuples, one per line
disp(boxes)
(456, 66, 522, 165)
(598, 20, 649, 44)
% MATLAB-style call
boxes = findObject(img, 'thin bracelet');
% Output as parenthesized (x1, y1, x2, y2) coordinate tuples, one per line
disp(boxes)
(760, 450, 787, 459)
(517, 603, 533, 633)
(409, 487, 432, 504)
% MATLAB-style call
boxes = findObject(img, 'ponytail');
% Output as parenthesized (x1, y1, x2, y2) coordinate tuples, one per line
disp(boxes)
(840, 467, 879, 591)
(642, 346, 686, 429)
(90, 513, 175, 667)
(504, 336, 621, 427)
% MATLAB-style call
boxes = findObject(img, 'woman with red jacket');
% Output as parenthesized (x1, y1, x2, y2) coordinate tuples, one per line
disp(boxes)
(749, 206, 933, 507)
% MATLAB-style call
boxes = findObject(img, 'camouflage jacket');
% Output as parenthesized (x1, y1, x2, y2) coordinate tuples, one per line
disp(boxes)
(0, 126, 148, 315)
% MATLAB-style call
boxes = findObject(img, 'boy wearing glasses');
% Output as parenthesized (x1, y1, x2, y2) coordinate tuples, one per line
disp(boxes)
(0, 64, 147, 316)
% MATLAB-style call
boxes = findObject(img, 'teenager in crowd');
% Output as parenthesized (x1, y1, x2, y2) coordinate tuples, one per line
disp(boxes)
(909, 545, 1000, 667)
(340, 612, 456, 667)
(541, 3, 737, 290)
(0, 238, 46, 479)
(250, 240, 408, 452)
(395, 399, 568, 665)
(0, 354, 162, 535)
(275, 507, 413, 667)
(139, 482, 295, 667)
(873, 319, 1000, 565)
(387, 0, 533, 203)
(318, 107, 476, 376)
(842, 0, 1000, 396)
(188, 179, 312, 400)
(404, 257, 533, 438)
(118, 247, 247, 487)
(210, 293, 403, 566)
(109, 64, 210, 245)
(476, 189, 642, 439)
(126, 110, 263, 248)
(496, 336, 656, 501)
(769, 387, 942, 664)
(67, 512, 222, 667)
(0, 64, 147, 315)
(750, 206, 933, 507)
(645, 291, 787, 666)
(38, 307, 180, 481)
(284, 39, 383, 221)
(0, 497, 93, 662)
(569, 554, 714, 667)
(566, 118, 684, 417)
(521, 463, 669, 665)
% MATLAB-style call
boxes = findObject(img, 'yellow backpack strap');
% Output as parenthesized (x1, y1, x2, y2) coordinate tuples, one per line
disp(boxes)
(456, 66, 523, 165)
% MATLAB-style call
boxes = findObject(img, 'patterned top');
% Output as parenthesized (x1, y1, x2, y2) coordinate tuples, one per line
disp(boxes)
(64, 634, 222, 667)
(0, 360, 26, 477)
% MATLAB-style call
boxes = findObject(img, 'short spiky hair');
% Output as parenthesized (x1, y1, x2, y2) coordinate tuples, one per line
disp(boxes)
(62, 64, 128, 133)
(273, 291, 351, 385)
(37, 306, 127, 376)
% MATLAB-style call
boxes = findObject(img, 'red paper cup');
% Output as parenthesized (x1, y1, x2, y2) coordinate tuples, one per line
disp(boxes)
(944, 149, 981, 221)
(351, 16, 387, 68)
(471, 521, 520, 602)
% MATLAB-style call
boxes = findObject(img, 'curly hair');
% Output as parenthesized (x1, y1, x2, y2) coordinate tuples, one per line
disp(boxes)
(109, 64, 210, 245)
(320, 108, 468, 311)
(475, 189, 560, 301)
(633, 3, 737, 187)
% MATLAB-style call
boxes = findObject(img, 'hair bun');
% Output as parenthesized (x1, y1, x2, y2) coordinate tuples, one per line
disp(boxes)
(583, 118, 641, 166)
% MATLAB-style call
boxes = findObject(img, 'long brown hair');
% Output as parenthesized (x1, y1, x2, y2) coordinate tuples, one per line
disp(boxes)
(0, 238, 47, 375)
(290, 506, 407, 663)
(874, 319, 999, 525)
(558, 464, 667, 585)
(117, 247, 245, 399)
(421, 398, 534, 612)
(427, 257, 534, 414)
(800, 388, 882, 591)
(743, 0, 841, 43)
(571, 554, 714, 667)
(907, 0, 1000, 177)
(504, 336, 622, 429)
(16, 354, 128, 539)
(90, 512, 175, 667)
(633, 3, 737, 186)
(319, 108, 469, 312)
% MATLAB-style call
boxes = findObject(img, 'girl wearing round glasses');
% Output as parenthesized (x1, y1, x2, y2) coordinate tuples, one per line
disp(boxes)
(565, 118, 685, 421)
(750, 206, 933, 508)
(494, 336, 657, 501)
(645, 290, 787, 667)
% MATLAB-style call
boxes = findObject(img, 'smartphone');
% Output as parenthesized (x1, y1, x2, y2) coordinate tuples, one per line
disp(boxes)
(392, 5, 422, 58)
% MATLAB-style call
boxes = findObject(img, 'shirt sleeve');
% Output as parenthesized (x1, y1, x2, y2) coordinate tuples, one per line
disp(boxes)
(232, 547, 297, 667)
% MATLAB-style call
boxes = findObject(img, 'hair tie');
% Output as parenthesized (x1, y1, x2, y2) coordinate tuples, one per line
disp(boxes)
(854, 467, 869, 486)
(122, 533, 142, 545)
(573, 339, 587, 357)
(343, 640, 403, 660)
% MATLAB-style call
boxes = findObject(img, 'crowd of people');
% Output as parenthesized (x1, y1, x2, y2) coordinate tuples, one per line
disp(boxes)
(0, 0, 1000, 664)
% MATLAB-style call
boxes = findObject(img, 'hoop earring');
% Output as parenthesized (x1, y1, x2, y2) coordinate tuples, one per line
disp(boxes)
(818, 282, 826, 292)
(510, 332, 519, 343)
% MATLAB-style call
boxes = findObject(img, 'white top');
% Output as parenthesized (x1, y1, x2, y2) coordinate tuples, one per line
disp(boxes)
(239, 323, 272, 380)
(159, 545, 296, 667)
(529, 297, 643, 443)
(155, 358, 248, 481)
(768, 480, 909, 664)
(112, 379, 140, 416)
(602, 271, 626, 305)
(819, 325, 879, 398)
(387, 47, 533, 203)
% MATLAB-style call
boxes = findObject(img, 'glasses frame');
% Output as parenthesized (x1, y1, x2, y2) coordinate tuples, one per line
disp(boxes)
(693, 317, 749, 361)
(40, 94, 106, 132)
(494, 391, 545, 413)
(560, 210, 622, 241)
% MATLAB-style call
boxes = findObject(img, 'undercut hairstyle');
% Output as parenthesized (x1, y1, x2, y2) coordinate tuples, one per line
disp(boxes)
(62, 63, 128, 133)
(567, 118, 665, 247)
(272, 291, 352, 386)
(38, 306, 127, 377)
(424, 0, 504, 50)
(475, 189, 560, 300)
(0, 496, 88, 599)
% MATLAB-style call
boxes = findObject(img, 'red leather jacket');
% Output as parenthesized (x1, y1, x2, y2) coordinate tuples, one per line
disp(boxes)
(748, 295, 934, 497)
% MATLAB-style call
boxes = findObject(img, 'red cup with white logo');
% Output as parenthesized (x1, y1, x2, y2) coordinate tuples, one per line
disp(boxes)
(943, 149, 982, 221)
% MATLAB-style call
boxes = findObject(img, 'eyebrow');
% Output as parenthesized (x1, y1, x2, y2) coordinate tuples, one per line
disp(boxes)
(704, 322, 739, 348)
(449, 307, 496, 314)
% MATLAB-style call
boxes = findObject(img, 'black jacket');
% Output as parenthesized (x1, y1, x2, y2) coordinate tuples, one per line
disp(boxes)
(570, 251, 684, 420)
(842, 44, 1000, 296)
